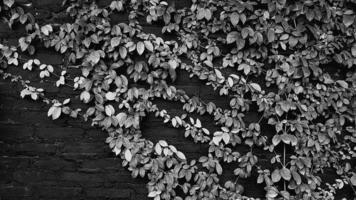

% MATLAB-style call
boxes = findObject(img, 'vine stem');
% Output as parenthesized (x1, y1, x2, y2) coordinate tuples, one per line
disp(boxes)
(283, 143, 286, 193)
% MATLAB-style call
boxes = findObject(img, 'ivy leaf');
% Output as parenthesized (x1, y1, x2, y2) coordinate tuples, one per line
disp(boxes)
(351, 174, 356, 186)
(281, 133, 291, 144)
(216, 162, 223, 175)
(271, 169, 281, 182)
(176, 151, 186, 160)
(272, 134, 281, 146)
(352, 46, 356, 57)
(168, 59, 178, 69)
(336, 80, 348, 88)
(63, 98, 70, 105)
(148, 191, 160, 198)
(267, 28, 275, 43)
(105, 105, 115, 116)
(195, 118, 202, 128)
(230, 12, 239, 26)
(222, 132, 230, 144)
(280, 191, 290, 199)
(4, 0, 15, 7)
(40, 25, 53, 36)
(292, 171, 302, 185)
(159, 140, 168, 147)
(119, 46, 127, 58)
(144, 41, 154, 52)
(197, 8, 205, 20)
(343, 14, 355, 27)
(80, 91, 91, 103)
(213, 132, 223, 145)
(280, 167, 291, 181)
(155, 143, 162, 155)
(111, 37, 121, 48)
(115, 112, 127, 127)
(113, 146, 121, 156)
(238, 63, 250, 75)
(124, 149, 132, 161)
(48, 106, 61, 120)
(266, 187, 278, 198)
(137, 41, 145, 55)
(105, 92, 116, 100)
(110, 1, 123, 11)
(88, 51, 101, 64)
(18, 37, 29, 51)
(227, 77, 234, 87)
(204, 9, 212, 20)
(250, 83, 261, 92)
(280, 34, 289, 40)
(227, 31, 238, 44)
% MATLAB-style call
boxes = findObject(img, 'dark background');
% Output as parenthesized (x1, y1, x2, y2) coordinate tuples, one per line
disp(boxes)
(0, 0, 354, 199)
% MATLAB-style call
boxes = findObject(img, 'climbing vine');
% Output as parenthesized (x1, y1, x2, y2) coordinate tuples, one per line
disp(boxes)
(1, 0, 356, 199)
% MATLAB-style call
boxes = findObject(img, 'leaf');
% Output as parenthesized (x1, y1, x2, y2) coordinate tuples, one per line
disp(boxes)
(80, 91, 91, 103)
(105, 92, 116, 100)
(212, 136, 221, 146)
(113, 146, 121, 155)
(281, 133, 291, 144)
(280, 191, 290, 199)
(137, 41, 145, 55)
(230, 12, 239, 26)
(119, 46, 127, 58)
(226, 31, 238, 44)
(222, 132, 230, 144)
(280, 34, 289, 40)
(63, 98, 70, 105)
(196, 8, 205, 20)
(40, 25, 53, 36)
(4, 0, 15, 7)
(47, 106, 55, 117)
(266, 187, 278, 198)
(148, 191, 160, 197)
(204, 9, 212, 20)
(88, 51, 101, 64)
(159, 140, 168, 147)
(271, 169, 281, 183)
(280, 167, 291, 181)
(272, 135, 281, 146)
(168, 59, 178, 69)
(195, 118, 202, 128)
(124, 149, 132, 161)
(110, 1, 123, 11)
(250, 83, 261, 92)
(216, 162, 223, 175)
(155, 143, 162, 155)
(352, 46, 356, 57)
(267, 28, 275, 43)
(144, 41, 154, 52)
(227, 77, 234, 87)
(213, 132, 223, 145)
(105, 105, 115, 116)
(176, 151, 186, 160)
(18, 37, 28, 51)
(343, 14, 355, 27)
(214, 69, 223, 79)
(51, 107, 61, 120)
(115, 112, 127, 127)
(351, 174, 356, 186)
(110, 37, 121, 48)
(336, 80, 348, 88)
(238, 63, 250, 75)
(292, 171, 302, 185)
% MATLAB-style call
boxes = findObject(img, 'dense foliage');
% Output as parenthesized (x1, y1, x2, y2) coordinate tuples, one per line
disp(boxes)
(1, 0, 356, 199)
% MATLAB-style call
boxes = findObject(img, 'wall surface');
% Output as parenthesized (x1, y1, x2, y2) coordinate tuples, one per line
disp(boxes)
(0, 0, 354, 200)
